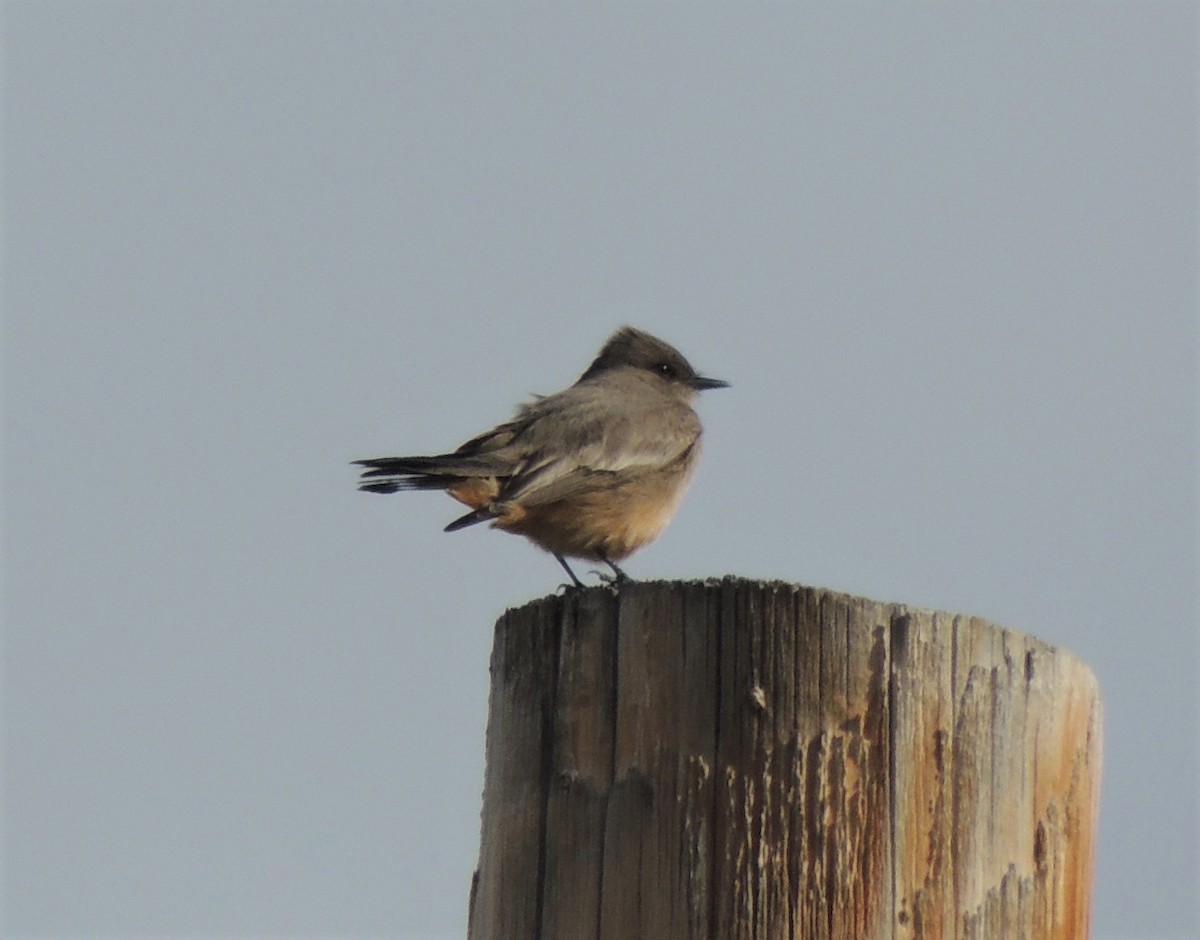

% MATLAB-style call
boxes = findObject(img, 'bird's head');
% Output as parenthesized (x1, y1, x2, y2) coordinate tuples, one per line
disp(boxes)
(578, 326, 729, 393)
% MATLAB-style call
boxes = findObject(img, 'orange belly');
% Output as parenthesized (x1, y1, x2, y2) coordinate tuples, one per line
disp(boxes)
(493, 466, 695, 561)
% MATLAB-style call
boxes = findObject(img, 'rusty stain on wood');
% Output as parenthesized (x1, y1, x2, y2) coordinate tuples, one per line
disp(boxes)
(468, 578, 1102, 940)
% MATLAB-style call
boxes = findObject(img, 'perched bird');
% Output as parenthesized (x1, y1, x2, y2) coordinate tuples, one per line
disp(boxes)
(354, 326, 727, 586)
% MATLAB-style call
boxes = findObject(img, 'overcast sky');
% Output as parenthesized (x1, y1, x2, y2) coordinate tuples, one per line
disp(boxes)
(3, 3, 1196, 938)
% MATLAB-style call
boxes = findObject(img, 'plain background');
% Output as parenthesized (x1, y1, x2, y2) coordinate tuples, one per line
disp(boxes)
(3, 3, 1196, 938)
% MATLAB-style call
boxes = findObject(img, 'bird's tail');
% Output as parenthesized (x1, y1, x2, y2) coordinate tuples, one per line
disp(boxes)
(353, 454, 501, 495)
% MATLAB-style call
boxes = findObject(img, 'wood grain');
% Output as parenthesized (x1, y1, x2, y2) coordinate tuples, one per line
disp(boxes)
(468, 578, 1102, 940)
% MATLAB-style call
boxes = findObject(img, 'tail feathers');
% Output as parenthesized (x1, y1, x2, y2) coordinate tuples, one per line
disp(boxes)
(355, 452, 508, 474)
(358, 475, 459, 495)
(354, 454, 490, 495)
(355, 455, 502, 528)
(354, 455, 461, 479)
(444, 506, 495, 532)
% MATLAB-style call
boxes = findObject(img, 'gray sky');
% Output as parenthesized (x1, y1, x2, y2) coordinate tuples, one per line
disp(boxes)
(3, 3, 1196, 938)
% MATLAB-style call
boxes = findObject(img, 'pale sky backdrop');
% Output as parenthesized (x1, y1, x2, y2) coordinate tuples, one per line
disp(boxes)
(3, 3, 1196, 938)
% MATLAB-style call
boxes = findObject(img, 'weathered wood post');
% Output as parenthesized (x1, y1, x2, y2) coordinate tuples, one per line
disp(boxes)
(468, 578, 1102, 940)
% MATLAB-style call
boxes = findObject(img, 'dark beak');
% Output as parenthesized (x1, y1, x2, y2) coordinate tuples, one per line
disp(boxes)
(688, 375, 730, 391)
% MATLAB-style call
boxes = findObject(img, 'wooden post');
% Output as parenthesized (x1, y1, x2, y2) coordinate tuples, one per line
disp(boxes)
(467, 578, 1102, 940)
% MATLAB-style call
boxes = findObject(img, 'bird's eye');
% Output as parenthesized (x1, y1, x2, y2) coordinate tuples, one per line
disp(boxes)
(656, 362, 676, 377)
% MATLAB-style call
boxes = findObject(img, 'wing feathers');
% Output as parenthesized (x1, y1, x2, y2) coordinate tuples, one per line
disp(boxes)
(355, 370, 700, 511)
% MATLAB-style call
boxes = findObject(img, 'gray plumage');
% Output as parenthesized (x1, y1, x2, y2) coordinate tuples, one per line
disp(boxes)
(354, 326, 727, 583)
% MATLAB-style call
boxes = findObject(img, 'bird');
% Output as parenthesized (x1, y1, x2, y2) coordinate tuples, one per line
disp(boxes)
(354, 326, 727, 587)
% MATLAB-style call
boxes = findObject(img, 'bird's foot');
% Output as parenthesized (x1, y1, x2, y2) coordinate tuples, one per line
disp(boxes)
(594, 556, 630, 587)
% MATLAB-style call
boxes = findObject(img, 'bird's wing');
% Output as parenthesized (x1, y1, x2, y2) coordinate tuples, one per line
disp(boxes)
(495, 378, 700, 507)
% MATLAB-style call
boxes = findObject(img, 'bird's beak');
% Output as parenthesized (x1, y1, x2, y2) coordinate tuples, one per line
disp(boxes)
(689, 375, 730, 391)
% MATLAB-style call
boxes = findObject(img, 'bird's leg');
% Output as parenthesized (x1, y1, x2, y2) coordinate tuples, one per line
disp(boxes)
(555, 553, 585, 589)
(599, 554, 630, 584)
